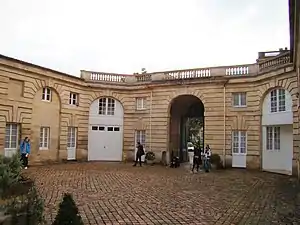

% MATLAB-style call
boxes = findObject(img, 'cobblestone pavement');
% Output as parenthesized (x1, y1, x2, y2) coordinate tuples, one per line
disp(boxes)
(24, 162, 300, 225)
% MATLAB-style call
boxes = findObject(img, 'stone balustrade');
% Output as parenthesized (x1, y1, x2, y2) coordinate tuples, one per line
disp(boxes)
(258, 52, 291, 71)
(80, 51, 291, 83)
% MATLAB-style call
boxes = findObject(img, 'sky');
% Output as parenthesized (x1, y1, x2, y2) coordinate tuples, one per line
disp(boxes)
(0, 0, 290, 76)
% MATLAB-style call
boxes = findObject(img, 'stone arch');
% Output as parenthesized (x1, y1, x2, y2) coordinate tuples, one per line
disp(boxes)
(259, 77, 297, 114)
(259, 78, 295, 175)
(31, 85, 62, 163)
(88, 90, 125, 108)
(88, 95, 124, 161)
(168, 93, 205, 162)
(30, 78, 64, 107)
(166, 88, 205, 115)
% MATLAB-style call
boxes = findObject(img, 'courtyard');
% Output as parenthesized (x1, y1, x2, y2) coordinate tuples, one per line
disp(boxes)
(24, 163, 300, 225)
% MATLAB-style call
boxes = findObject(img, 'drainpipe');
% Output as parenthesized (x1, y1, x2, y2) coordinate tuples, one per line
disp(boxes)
(223, 80, 229, 168)
(150, 89, 153, 152)
(297, 67, 300, 180)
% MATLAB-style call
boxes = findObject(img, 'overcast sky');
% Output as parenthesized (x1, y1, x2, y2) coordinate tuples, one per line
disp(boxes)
(0, 0, 289, 76)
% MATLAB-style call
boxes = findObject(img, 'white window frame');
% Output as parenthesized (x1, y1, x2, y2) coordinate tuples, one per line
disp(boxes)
(98, 98, 115, 115)
(136, 97, 146, 110)
(232, 131, 247, 155)
(135, 130, 146, 148)
(67, 127, 77, 148)
(270, 89, 286, 113)
(232, 93, 247, 107)
(5, 123, 19, 149)
(42, 87, 52, 102)
(39, 127, 50, 150)
(266, 126, 280, 151)
(69, 92, 79, 106)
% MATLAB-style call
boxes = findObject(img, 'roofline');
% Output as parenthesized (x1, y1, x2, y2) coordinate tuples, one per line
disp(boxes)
(0, 54, 84, 81)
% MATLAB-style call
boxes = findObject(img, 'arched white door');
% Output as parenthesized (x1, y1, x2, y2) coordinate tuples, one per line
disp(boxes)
(261, 88, 293, 175)
(88, 97, 124, 161)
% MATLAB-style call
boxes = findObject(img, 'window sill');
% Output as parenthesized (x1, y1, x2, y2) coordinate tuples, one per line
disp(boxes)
(232, 105, 247, 108)
(39, 148, 49, 150)
(41, 99, 51, 102)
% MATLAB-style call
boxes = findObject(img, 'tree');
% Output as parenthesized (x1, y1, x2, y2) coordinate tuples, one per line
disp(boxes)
(52, 193, 83, 225)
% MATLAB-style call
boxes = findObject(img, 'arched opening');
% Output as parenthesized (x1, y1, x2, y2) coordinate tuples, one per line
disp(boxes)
(261, 87, 293, 175)
(88, 97, 124, 161)
(31, 87, 61, 162)
(169, 95, 204, 162)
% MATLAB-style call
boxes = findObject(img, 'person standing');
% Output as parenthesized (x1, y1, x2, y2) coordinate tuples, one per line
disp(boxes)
(191, 147, 201, 173)
(20, 137, 31, 169)
(133, 142, 144, 167)
(203, 144, 212, 172)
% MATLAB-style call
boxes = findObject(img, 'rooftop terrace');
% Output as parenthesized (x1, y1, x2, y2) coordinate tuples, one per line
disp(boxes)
(81, 49, 292, 84)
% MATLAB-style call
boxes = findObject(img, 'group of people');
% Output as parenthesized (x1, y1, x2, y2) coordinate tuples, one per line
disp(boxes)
(191, 144, 212, 173)
(133, 141, 212, 173)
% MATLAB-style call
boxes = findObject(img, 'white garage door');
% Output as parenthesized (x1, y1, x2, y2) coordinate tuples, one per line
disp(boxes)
(88, 125, 123, 161)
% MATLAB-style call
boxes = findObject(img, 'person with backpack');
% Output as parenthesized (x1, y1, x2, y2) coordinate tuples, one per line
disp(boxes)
(133, 142, 144, 167)
(20, 137, 31, 169)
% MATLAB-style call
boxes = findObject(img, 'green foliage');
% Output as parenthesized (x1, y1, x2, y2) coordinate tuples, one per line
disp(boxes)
(0, 154, 22, 198)
(53, 193, 83, 225)
(145, 151, 155, 161)
(6, 186, 45, 225)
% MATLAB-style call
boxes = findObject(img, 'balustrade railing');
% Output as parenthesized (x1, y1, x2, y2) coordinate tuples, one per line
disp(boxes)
(80, 51, 292, 84)
(258, 52, 291, 71)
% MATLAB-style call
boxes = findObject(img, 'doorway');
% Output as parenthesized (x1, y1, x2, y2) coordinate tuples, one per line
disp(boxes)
(169, 95, 204, 162)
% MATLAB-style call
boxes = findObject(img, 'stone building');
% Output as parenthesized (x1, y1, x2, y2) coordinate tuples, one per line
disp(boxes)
(0, 0, 299, 176)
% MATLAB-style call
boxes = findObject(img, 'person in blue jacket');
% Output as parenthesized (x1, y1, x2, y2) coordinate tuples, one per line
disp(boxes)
(20, 137, 31, 169)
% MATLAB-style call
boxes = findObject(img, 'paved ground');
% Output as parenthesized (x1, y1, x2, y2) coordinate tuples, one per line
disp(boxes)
(24, 162, 300, 225)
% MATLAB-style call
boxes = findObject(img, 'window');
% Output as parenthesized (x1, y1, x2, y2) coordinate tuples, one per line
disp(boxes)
(69, 93, 79, 106)
(98, 98, 115, 115)
(135, 130, 146, 147)
(67, 127, 77, 148)
(136, 97, 146, 110)
(39, 127, 50, 150)
(5, 123, 18, 149)
(114, 127, 120, 131)
(42, 87, 51, 101)
(107, 127, 114, 131)
(232, 131, 247, 154)
(266, 126, 280, 151)
(232, 93, 246, 107)
(270, 89, 286, 113)
(99, 126, 105, 131)
(91, 126, 98, 131)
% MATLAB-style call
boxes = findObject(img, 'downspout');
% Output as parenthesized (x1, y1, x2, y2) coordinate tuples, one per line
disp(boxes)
(150, 89, 153, 152)
(297, 67, 300, 180)
(223, 80, 229, 168)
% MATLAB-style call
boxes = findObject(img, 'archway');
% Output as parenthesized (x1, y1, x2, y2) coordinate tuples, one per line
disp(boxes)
(261, 87, 293, 175)
(169, 95, 204, 162)
(88, 97, 124, 161)
(31, 86, 61, 162)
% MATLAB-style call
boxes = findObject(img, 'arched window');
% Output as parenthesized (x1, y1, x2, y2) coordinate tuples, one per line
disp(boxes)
(98, 98, 115, 115)
(270, 89, 285, 113)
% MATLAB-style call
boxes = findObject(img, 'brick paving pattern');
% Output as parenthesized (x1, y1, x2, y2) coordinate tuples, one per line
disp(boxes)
(24, 163, 300, 225)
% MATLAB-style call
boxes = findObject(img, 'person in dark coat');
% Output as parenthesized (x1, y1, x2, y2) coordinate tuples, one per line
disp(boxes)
(192, 147, 201, 173)
(133, 142, 144, 167)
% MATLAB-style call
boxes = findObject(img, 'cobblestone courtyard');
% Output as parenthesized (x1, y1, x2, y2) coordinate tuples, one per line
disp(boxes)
(24, 163, 300, 225)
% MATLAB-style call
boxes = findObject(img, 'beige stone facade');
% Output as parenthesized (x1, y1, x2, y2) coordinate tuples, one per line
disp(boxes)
(0, 51, 298, 174)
